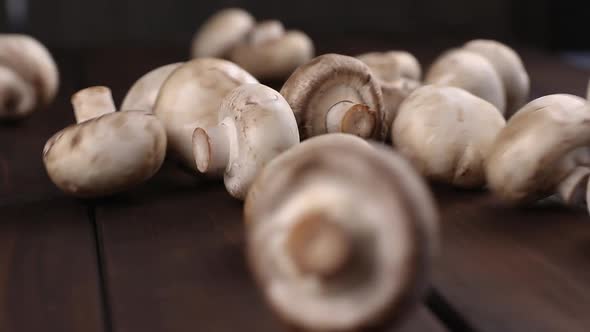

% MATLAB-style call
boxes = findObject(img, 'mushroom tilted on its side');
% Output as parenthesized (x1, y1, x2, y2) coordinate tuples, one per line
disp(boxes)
(229, 20, 314, 80)
(485, 94, 590, 213)
(392, 85, 506, 188)
(153, 58, 258, 171)
(43, 87, 167, 197)
(121, 62, 183, 113)
(357, 51, 422, 139)
(245, 134, 438, 332)
(425, 39, 529, 117)
(0, 34, 59, 120)
(193, 83, 299, 200)
(280, 54, 386, 140)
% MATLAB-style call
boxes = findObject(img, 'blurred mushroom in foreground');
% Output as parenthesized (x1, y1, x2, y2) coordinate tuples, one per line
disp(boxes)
(245, 134, 438, 332)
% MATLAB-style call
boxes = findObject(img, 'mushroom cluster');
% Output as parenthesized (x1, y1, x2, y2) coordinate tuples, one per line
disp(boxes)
(43, 86, 167, 197)
(245, 134, 438, 331)
(357, 51, 422, 139)
(0, 34, 59, 120)
(191, 8, 314, 80)
(425, 39, 530, 117)
(393, 85, 506, 188)
(486, 93, 590, 213)
(281, 54, 386, 140)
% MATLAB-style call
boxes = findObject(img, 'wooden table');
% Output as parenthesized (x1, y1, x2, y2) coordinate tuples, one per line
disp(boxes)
(1, 42, 589, 332)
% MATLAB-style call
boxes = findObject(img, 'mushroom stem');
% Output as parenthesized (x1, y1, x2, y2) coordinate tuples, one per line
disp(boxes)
(71, 86, 117, 123)
(558, 166, 590, 207)
(193, 124, 231, 174)
(326, 101, 376, 139)
(286, 212, 352, 278)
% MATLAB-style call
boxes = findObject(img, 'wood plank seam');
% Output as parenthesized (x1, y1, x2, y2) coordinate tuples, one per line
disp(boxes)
(426, 289, 477, 332)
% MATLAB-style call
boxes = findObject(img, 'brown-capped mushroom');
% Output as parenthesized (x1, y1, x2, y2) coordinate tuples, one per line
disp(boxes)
(229, 20, 315, 80)
(121, 63, 183, 113)
(153, 58, 258, 171)
(486, 94, 590, 213)
(245, 133, 438, 332)
(43, 87, 166, 197)
(357, 51, 422, 139)
(191, 8, 255, 58)
(392, 85, 506, 188)
(280, 54, 385, 140)
(0, 34, 59, 120)
(193, 83, 299, 200)
(425, 39, 530, 117)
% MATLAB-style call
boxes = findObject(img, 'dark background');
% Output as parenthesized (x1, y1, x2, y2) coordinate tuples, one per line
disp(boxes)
(0, 0, 587, 50)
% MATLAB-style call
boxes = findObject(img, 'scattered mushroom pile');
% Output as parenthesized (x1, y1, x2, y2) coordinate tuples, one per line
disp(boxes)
(0, 34, 59, 120)
(191, 8, 314, 80)
(2, 9, 585, 331)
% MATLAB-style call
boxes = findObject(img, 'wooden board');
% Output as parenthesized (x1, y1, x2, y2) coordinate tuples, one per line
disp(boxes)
(0, 49, 105, 332)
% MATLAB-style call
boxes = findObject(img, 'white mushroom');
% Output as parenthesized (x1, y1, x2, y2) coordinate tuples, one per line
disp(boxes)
(229, 20, 315, 80)
(191, 8, 255, 58)
(357, 51, 422, 139)
(392, 85, 506, 188)
(245, 133, 438, 332)
(193, 83, 299, 200)
(486, 94, 590, 213)
(191, 9, 315, 80)
(0, 34, 59, 120)
(43, 87, 167, 197)
(153, 58, 257, 171)
(425, 39, 530, 117)
(121, 62, 183, 113)
(280, 54, 386, 140)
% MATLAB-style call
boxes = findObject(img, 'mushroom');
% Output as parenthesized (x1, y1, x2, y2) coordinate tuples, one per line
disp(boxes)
(280, 54, 386, 140)
(193, 83, 299, 200)
(0, 34, 59, 120)
(153, 58, 258, 171)
(485, 94, 590, 213)
(392, 85, 506, 188)
(357, 51, 422, 139)
(245, 133, 438, 331)
(425, 39, 530, 117)
(229, 20, 315, 80)
(191, 9, 315, 80)
(191, 8, 255, 58)
(43, 86, 167, 197)
(121, 62, 183, 113)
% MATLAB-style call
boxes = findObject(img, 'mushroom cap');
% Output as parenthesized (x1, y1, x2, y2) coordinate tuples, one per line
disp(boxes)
(153, 58, 257, 170)
(356, 51, 421, 82)
(425, 49, 506, 114)
(191, 8, 255, 58)
(486, 94, 590, 203)
(217, 83, 300, 199)
(464, 39, 530, 117)
(245, 134, 438, 331)
(393, 85, 506, 188)
(121, 62, 183, 113)
(0, 34, 59, 118)
(230, 29, 314, 80)
(43, 111, 167, 197)
(280, 54, 386, 140)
